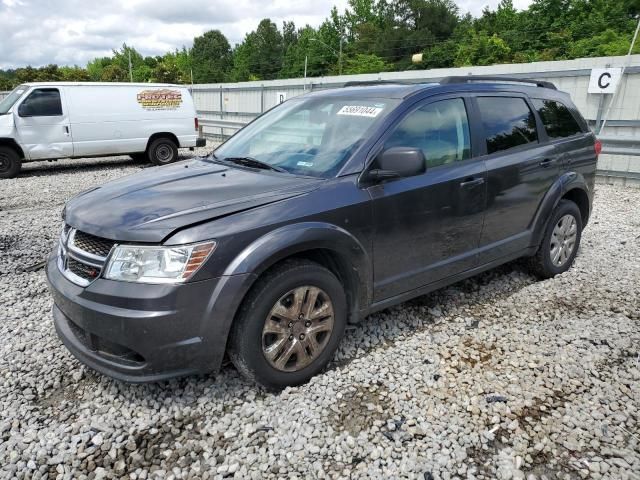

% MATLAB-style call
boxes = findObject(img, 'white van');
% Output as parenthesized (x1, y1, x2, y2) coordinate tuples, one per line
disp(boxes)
(0, 82, 206, 178)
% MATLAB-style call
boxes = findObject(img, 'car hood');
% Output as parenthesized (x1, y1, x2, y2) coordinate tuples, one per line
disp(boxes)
(64, 158, 323, 242)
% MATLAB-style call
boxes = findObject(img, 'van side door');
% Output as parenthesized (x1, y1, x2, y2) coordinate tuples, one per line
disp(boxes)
(367, 95, 488, 301)
(474, 94, 557, 264)
(14, 87, 73, 160)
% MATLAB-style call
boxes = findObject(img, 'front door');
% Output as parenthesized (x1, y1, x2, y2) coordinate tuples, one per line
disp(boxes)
(14, 87, 73, 160)
(368, 96, 487, 301)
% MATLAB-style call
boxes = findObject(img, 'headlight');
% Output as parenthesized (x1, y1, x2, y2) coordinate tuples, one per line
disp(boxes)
(104, 241, 216, 283)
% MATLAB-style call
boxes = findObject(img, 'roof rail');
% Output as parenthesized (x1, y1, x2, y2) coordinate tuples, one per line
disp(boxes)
(343, 80, 414, 87)
(439, 75, 557, 90)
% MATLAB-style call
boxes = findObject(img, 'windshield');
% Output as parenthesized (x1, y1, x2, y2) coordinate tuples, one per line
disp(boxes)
(0, 85, 28, 115)
(213, 96, 399, 178)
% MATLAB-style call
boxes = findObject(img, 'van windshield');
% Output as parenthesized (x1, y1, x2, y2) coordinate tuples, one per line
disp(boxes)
(213, 96, 399, 178)
(0, 85, 28, 115)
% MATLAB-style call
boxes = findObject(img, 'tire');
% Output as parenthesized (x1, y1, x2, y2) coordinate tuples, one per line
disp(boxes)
(0, 146, 22, 179)
(147, 137, 178, 166)
(229, 259, 347, 390)
(528, 199, 582, 279)
(130, 153, 147, 163)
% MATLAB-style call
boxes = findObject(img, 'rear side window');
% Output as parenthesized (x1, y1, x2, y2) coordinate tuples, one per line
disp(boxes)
(19, 88, 62, 117)
(532, 99, 583, 139)
(384, 98, 471, 168)
(477, 97, 538, 154)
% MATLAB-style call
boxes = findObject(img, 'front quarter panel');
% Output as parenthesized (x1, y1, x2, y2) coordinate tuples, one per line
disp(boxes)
(164, 175, 374, 339)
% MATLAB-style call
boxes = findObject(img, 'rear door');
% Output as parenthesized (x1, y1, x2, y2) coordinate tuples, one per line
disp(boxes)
(530, 97, 596, 185)
(368, 95, 488, 301)
(474, 94, 557, 264)
(14, 87, 73, 160)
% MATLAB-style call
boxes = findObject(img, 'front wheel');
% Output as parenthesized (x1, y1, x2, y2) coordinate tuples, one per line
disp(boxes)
(229, 259, 347, 390)
(528, 199, 582, 279)
(0, 146, 22, 179)
(148, 138, 178, 166)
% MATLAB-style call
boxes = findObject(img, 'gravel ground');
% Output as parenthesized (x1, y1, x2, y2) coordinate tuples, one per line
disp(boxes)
(0, 155, 639, 480)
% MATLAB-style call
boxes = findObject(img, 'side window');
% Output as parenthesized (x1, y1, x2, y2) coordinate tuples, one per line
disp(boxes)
(477, 97, 538, 154)
(384, 98, 471, 168)
(19, 88, 62, 117)
(532, 98, 583, 139)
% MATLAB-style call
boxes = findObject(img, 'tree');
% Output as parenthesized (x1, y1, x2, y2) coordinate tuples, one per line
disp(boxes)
(343, 53, 392, 73)
(100, 64, 128, 82)
(455, 32, 511, 66)
(192, 30, 232, 83)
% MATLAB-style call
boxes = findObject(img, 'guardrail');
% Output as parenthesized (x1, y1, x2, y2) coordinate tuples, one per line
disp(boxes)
(198, 118, 248, 141)
(599, 135, 640, 156)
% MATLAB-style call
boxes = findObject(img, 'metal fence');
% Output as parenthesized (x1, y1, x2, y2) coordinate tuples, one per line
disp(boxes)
(192, 54, 640, 185)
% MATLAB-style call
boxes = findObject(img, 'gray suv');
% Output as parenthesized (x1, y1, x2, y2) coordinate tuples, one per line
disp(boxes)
(47, 77, 598, 389)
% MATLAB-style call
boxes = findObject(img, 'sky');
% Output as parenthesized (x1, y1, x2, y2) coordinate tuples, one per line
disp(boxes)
(0, 0, 533, 69)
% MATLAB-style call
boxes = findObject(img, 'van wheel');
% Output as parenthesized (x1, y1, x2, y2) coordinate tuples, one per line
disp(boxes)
(148, 138, 178, 166)
(229, 259, 347, 390)
(0, 147, 21, 179)
(528, 199, 582, 279)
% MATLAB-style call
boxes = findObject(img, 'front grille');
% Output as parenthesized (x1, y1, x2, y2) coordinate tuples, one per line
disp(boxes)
(59, 226, 114, 286)
(72, 231, 115, 258)
(67, 257, 101, 281)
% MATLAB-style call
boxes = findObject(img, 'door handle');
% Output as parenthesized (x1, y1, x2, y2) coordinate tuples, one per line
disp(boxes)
(63, 125, 70, 136)
(459, 177, 485, 188)
(539, 158, 556, 167)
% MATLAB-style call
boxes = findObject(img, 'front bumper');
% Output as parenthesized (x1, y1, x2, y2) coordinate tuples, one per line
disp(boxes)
(196, 137, 206, 147)
(46, 252, 253, 382)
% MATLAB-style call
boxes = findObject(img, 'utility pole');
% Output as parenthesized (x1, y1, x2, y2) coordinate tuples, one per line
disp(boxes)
(339, 37, 343, 76)
(128, 50, 133, 82)
(303, 55, 308, 91)
(600, 14, 640, 133)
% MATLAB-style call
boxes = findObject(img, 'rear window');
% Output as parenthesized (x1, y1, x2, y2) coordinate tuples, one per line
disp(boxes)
(532, 99, 583, 139)
(477, 97, 538, 154)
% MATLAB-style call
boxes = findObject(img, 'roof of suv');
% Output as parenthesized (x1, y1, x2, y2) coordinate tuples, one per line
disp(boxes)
(306, 76, 566, 101)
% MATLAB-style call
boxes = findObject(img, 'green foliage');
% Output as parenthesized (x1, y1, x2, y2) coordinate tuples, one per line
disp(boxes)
(343, 53, 392, 73)
(1, 0, 639, 87)
(455, 32, 512, 66)
(192, 30, 232, 83)
(230, 19, 284, 81)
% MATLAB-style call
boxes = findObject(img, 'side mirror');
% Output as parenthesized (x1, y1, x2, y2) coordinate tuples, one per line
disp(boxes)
(369, 147, 426, 181)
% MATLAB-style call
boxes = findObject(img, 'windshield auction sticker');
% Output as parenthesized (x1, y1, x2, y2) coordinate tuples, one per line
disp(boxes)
(137, 89, 183, 110)
(337, 105, 384, 117)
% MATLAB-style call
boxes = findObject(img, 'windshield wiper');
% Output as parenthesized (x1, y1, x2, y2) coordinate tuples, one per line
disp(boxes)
(223, 156, 287, 173)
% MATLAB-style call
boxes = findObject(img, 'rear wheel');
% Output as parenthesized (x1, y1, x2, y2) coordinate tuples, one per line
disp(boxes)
(229, 259, 347, 390)
(528, 199, 582, 278)
(0, 146, 21, 179)
(148, 137, 178, 166)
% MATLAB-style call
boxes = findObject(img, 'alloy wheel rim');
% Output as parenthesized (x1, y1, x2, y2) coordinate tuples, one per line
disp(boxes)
(156, 145, 172, 162)
(262, 286, 335, 372)
(550, 214, 577, 267)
